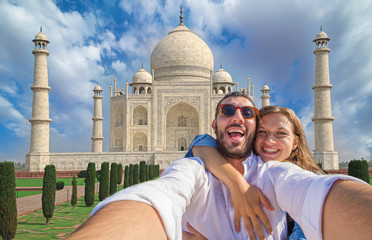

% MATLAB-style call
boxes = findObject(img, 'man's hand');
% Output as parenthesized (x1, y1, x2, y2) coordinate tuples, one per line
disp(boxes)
(230, 180, 274, 240)
(182, 222, 207, 240)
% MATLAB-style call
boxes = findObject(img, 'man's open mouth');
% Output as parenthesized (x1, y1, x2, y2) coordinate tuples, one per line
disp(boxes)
(227, 127, 245, 140)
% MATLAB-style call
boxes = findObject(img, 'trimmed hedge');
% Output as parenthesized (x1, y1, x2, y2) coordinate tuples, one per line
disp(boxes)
(139, 161, 146, 183)
(110, 163, 118, 195)
(124, 165, 129, 188)
(85, 162, 96, 207)
(348, 160, 369, 183)
(133, 164, 139, 185)
(0, 162, 17, 240)
(42, 164, 56, 224)
(71, 175, 77, 209)
(77, 170, 87, 178)
(129, 164, 133, 186)
(56, 181, 65, 190)
(99, 162, 110, 201)
(117, 163, 123, 185)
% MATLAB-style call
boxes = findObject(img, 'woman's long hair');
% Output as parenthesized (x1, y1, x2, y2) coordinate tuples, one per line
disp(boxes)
(257, 105, 323, 173)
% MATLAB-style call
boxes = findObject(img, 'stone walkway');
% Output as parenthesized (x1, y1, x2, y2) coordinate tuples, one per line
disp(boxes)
(17, 183, 99, 216)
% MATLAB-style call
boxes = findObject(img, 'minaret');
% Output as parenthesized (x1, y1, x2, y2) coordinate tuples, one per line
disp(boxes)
(91, 84, 104, 152)
(26, 28, 51, 171)
(312, 27, 338, 170)
(261, 84, 270, 107)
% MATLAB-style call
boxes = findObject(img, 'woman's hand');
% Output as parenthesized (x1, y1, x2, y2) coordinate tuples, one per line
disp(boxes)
(182, 222, 207, 240)
(229, 176, 274, 240)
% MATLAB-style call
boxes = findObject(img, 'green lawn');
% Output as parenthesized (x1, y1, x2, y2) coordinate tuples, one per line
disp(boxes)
(15, 195, 99, 239)
(16, 178, 86, 187)
(16, 191, 42, 198)
(370, 177, 372, 185)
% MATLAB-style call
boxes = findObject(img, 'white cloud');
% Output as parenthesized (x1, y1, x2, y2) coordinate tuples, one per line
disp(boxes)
(0, 95, 29, 137)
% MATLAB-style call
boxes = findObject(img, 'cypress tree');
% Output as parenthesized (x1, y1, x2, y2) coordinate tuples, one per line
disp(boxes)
(71, 175, 77, 211)
(110, 163, 118, 195)
(84, 162, 96, 207)
(117, 163, 123, 185)
(146, 164, 149, 181)
(149, 164, 154, 180)
(129, 164, 133, 186)
(133, 164, 139, 185)
(42, 164, 56, 224)
(155, 164, 160, 178)
(0, 162, 17, 240)
(139, 161, 146, 183)
(124, 165, 129, 188)
(99, 162, 109, 201)
(348, 159, 370, 183)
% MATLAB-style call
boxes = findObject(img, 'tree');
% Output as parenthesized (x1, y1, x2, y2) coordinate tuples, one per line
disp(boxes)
(71, 175, 77, 211)
(155, 164, 160, 178)
(117, 163, 123, 186)
(139, 161, 146, 183)
(124, 165, 129, 188)
(110, 163, 118, 195)
(348, 159, 370, 183)
(129, 164, 133, 186)
(99, 162, 109, 201)
(42, 164, 56, 224)
(133, 164, 139, 185)
(85, 162, 96, 207)
(0, 162, 17, 240)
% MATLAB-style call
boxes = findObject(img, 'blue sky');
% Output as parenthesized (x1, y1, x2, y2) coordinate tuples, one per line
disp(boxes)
(0, 0, 371, 163)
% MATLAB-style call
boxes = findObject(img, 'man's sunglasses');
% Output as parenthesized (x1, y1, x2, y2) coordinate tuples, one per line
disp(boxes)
(218, 104, 258, 119)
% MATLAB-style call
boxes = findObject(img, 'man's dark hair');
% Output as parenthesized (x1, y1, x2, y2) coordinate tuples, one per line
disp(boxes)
(214, 91, 256, 119)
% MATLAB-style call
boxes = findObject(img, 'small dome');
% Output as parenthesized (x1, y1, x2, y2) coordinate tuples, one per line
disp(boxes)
(94, 84, 102, 91)
(316, 31, 328, 39)
(33, 31, 49, 43)
(261, 84, 270, 90)
(131, 67, 152, 84)
(213, 67, 232, 83)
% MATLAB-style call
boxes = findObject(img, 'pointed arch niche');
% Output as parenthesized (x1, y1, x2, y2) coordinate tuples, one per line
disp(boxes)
(133, 105, 147, 125)
(166, 102, 199, 151)
(133, 132, 147, 151)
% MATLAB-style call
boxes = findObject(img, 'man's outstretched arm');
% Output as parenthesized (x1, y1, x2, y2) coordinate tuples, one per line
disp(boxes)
(66, 201, 167, 239)
(323, 179, 372, 239)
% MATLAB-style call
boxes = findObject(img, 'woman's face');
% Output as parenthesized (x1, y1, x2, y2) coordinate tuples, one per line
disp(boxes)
(254, 113, 299, 162)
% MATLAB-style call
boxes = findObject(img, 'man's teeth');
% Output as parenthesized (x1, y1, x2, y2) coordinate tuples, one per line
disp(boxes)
(263, 147, 278, 153)
(227, 129, 244, 134)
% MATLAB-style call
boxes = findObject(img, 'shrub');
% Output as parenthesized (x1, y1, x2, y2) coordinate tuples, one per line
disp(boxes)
(110, 163, 118, 195)
(117, 163, 123, 185)
(149, 164, 154, 180)
(0, 162, 17, 240)
(133, 164, 139, 185)
(129, 164, 133, 186)
(96, 170, 102, 182)
(99, 162, 109, 201)
(42, 164, 56, 224)
(124, 165, 129, 188)
(139, 161, 146, 183)
(145, 164, 149, 181)
(56, 181, 65, 190)
(155, 164, 160, 177)
(71, 175, 77, 210)
(348, 160, 370, 183)
(77, 170, 87, 178)
(85, 162, 96, 207)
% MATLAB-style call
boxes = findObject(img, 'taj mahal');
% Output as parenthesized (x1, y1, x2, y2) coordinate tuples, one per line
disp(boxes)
(25, 10, 339, 171)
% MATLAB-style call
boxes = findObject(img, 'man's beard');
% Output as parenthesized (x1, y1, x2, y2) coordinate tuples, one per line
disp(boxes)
(215, 123, 254, 160)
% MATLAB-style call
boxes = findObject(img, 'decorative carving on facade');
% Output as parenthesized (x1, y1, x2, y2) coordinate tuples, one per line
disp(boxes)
(165, 96, 200, 108)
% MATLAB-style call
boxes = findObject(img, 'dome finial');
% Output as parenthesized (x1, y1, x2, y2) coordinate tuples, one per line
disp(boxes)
(220, 62, 223, 69)
(40, 26, 42, 32)
(320, 25, 323, 32)
(141, 62, 144, 69)
(179, 5, 184, 25)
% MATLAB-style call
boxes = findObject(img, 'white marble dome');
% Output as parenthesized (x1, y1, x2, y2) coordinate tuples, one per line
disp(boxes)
(94, 84, 102, 91)
(150, 23, 214, 81)
(213, 67, 232, 83)
(132, 67, 152, 84)
(34, 31, 49, 42)
(315, 30, 329, 40)
(261, 84, 269, 90)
